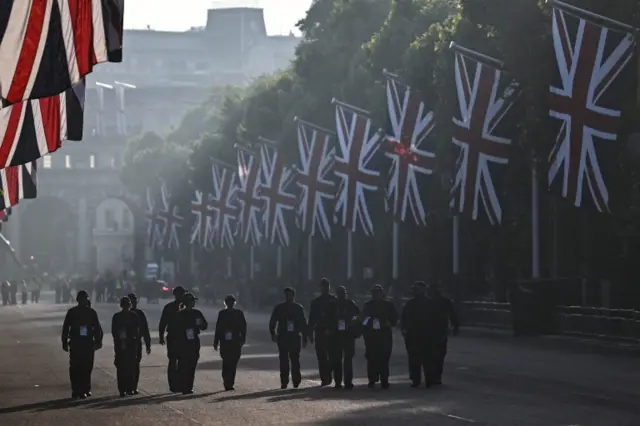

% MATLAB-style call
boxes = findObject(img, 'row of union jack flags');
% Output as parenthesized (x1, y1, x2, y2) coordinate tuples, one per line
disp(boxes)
(144, 2, 638, 252)
(0, 1, 125, 231)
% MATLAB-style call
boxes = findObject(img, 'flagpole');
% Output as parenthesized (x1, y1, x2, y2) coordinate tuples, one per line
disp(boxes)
(276, 246, 282, 278)
(249, 246, 254, 281)
(307, 234, 313, 281)
(452, 216, 460, 275)
(347, 230, 353, 280)
(531, 161, 541, 279)
(392, 221, 399, 281)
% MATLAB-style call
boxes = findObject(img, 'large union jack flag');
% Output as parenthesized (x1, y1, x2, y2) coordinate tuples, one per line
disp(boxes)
(258, 141, 297, 247)
(548, 6, 636, 212)
(236, 147, 263, 246)
(144, 186, 162, 248)
(156, 183, 183, 250)
(295, 118, 335, 240)
(333, 100, 383, 235)
(210, 162, 240, 249)
(384, 72, 436, 226)
(0, 161, 37, 211)
(190, 190, 215, 251)
(0, 0, 124, 106)
(450, 48, 516, 225)
(0, 80, 84, 168)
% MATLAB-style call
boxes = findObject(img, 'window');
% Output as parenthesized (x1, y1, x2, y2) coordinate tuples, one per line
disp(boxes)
(122, 209, 131, 230)
(43, 156, 52, 169)
(105, 209, 118, 231)
(65, 155, 71, 168)
(89, 155, 95, 169)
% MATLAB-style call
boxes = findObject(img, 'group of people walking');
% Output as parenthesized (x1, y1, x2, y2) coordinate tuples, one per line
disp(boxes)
(1, 279, 41, 306)
(60, 278, 458, 399)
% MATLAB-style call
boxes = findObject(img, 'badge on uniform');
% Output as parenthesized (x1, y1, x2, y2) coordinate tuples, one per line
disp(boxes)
(186, 328, 195, 340)
(372, 319, 381, 330)
(224, 331, 233, 341)
(338, 320, 346, 331)
(79, 326, 88, 337)
(286, 321, 295, 332)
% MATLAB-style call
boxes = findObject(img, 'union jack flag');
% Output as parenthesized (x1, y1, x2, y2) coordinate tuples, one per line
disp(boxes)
(156, 183, 183, 250)
(295, 118, 335, 240)
(333, 100, 383, 235)
(384, 72, 436, 226)
(144, 186, 162, 248)
(548, 6, 636, 212)
(0, 161, 37, 211)
(0, 80, 85, 168)
(450, 48, 516, 225)
(0, 0, 124, 106)
(235, 147, 263, 246)
(258, 141, 297, 247)
(190, 190, 215, 250)
(210, 162, 240, 249)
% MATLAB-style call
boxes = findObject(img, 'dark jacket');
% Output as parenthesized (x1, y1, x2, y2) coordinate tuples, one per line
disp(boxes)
(111, 310, 140, 353)
(427, 295, 459, 337)
(213, 307, 247, 347)
(269, 302, 308, 342)
(360, 299, 398, 334)
(62, 305, 103, 349)
(131, 307, 151, 349)
(175, 308, 208, 347)
(158, 300, 181, 340)
(308, 293, 337, 332)
(329, 298, 360, 335)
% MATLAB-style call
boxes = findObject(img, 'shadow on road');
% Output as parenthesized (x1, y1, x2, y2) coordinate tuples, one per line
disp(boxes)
(82, 391, 224, 409)
(0, 396, 113, 414)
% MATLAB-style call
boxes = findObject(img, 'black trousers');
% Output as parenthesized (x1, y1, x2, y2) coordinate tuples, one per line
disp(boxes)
(166, 338, 180, 391)
(69, 347, 94, 396)
(405, 336, 429, 385)
(177, 349, 200, 392)
(330, 335, 355, 386)
(115, 348, 137, 394)
(133, 344, 143, 391)
(220, 343, 242, 387)
(277, 336, 301, 386)
(427, 337, 448, 384)
(314, 330, 332, 383)
(364, 331, 392, 384)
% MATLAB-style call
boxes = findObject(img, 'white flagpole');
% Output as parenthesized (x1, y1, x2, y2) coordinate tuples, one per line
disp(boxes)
(531, 161, 541, 279)
(452, 215, 460, 275)
(276, 246, 282, 278)
(392, 221, 399, 281)
(347, 230, 353, 279)
(249, 246, 254, 281)
(307, 234, 313, 281)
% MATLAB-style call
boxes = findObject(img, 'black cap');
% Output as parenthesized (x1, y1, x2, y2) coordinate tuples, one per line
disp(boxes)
(183, 292, 197, 301)
(128, 293, 137, 300)
(284, 287, 296, 295)
(320, 278, 330, 286)
(120, 296, 131, 307)
(225, 294, 236, 302)
(76, 290, 89, 302)
(173, 286, 186, 296)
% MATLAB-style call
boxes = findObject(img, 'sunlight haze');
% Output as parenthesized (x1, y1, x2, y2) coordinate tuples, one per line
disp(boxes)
(124, 0, 314, 35)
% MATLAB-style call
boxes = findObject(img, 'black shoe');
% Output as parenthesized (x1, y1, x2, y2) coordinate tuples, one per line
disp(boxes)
(411, 383, 420, 388)
(85, 392, 92, 397)
(224, 386, 235, 391)
(320, 380, 331, 387)
(381, 382, 390, 389)
(126, 391, 135, 396)
(182, 390, 194, 395)
(132, 390, 139, 395)
(119, 392, 126, 398)
(345, 383, 354, 390)
(334, 384, 343, 389)
(71, 393, 79, 400)
(433, 380, 442, 386)
(367, 382, 375, 389)
(280, 384, 288, 389)
(79, 394, 87, 399)
(170, 388, 180, 393)
(293, 383, 300, 389)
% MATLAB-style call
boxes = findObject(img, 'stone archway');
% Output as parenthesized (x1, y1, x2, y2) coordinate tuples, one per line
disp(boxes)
(18, 196, 77, 276)
(93, 198, 136, 275)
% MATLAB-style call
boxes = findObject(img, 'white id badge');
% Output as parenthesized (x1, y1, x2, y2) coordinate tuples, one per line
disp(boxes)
(286, 321, 295, 332)
(79, 326, 88, 337)
(186, 329, 195, 340)
(224, 331, 233, 341)
(338, 320, 346, 331)
(118, 331, 127, 340)
(372, 319, 381, 330)
(362, 317, 370, 325)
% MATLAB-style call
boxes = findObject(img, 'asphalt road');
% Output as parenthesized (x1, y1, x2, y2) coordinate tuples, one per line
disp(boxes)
(1, 297, 639, 425)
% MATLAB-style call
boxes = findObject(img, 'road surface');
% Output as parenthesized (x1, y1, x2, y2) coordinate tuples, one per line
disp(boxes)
(0, 297, 639, 425)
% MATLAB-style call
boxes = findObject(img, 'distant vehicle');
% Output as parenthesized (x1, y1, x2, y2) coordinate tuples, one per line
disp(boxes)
(158, 280, 173, 299)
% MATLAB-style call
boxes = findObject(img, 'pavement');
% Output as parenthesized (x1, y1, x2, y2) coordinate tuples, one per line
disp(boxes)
(1, 297, 639, 426)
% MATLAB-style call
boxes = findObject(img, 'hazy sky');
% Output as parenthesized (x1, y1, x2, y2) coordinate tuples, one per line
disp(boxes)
(124, 0, 314, 35)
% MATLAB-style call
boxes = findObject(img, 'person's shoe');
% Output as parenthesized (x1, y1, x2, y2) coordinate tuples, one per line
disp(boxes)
(320, 380, 331, 387)
(126, 391, 135, 396)
(71, 393, 79, 400)
(280, 383, 288, 389)
(182, 390, 194, 395)
(334, 383, 343, 389)
(411, 383, 420, 388)
(85, 392, 92, 397)
(433, 380, 442, 386)
(79, 394, 87, 399)
(224, 386, 235, 391)
(132, 390, 139, 395)
(345, 383, 354, 390)
(293, 382, 300, 389)
(119, 392, 126, 398)
(381, 382, 390, 389)
(367, 382, 375, 389)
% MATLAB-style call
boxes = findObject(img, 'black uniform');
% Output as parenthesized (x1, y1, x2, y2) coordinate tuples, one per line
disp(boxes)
(175, 308, 208, 393)
(269, 302, 308, 387)
(213, 307, 247, 389)
(159, 300, 182, 391)
(401, 294, 432, 386)
(112, 310, 141, 395)
(361, 299, 398, 386)
(61, 305, 103, 397)
(308, 293, 338, 384)
(426, 294, 459, 384)
(131, 307, 151, 391)
(328, 298, 360, 388)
